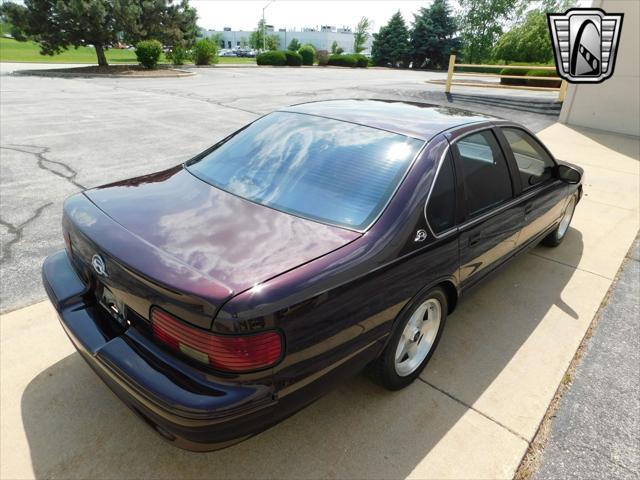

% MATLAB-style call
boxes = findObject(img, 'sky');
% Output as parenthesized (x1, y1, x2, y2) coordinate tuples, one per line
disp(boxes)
(191, 0, 435, 32)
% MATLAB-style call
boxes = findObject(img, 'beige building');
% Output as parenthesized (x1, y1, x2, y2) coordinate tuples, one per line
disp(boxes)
(559, 0, 640, 136)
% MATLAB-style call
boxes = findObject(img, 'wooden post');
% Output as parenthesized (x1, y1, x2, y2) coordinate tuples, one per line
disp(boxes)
(558, 80, 568, 102)
(445, 54, 456, 94)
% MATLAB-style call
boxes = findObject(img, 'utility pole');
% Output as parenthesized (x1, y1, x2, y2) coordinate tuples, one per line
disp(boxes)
(262, 1, 273, 52)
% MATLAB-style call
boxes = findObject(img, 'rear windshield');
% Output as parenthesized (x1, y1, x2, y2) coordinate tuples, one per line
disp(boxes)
(187, 112, 423, 230)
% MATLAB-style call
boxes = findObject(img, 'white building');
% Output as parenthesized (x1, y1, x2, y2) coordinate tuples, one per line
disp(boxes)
(201, 25, 373, 55)
(559, 0, 639, 136)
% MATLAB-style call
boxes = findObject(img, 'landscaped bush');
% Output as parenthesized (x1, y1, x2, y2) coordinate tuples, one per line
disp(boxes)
(499, 66, 560, 88)
(354, 54, 368, 68)
(327, 54, 368, 68)
(256, 50, 287, 66)
(298, 44, 316, 65)
(167, 45, 188, 66)
(284, 50, 302, 66)
(499, 67, 527, 85)
(526, 68, 561, 88)
(456, 63, 506, 74)
(135, 39, 162, 69)
(317, 49, 329, 66)
(193, 38, 218, 65)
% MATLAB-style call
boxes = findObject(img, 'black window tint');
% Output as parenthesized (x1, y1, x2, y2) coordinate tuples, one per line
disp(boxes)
(427, 152, 456, 233)
(455, 130, 513, 217)
(502, 127, 555, 190)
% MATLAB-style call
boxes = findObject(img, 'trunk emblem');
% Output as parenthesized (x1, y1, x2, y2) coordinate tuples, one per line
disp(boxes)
(91, 254, 108, 277)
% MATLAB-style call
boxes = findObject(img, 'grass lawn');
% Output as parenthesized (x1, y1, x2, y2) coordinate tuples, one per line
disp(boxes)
(0, 37, 255, 65)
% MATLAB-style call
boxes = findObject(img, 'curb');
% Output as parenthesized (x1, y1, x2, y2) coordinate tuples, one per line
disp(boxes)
(12, 68, 195, 78)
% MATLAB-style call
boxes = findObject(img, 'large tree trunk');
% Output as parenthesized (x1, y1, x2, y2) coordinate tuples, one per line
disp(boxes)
(95, 44, 108, 67)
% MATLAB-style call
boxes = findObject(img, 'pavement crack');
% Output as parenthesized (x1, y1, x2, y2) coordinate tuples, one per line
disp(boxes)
(1, 144, 86, 189)
(418, 377, 530, 443)
(0, 202, 53, 264)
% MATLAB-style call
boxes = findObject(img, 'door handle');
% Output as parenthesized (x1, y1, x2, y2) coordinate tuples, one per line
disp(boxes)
(469, 232, 481, 246)
(524, 203, 533, 215)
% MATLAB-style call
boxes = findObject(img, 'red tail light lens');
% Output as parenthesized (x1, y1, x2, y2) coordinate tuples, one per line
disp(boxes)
(150, 307, 282, 373)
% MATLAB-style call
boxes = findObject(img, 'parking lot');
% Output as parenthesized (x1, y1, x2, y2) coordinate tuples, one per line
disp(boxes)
(1, 65, 638, 479)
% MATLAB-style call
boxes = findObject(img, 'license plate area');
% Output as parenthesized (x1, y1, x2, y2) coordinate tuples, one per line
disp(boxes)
(95, 281, 128, 330)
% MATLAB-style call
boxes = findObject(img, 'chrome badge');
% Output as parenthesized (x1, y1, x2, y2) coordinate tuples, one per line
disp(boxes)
(91, 254, 107, 277)
(548, 8, 623, 84)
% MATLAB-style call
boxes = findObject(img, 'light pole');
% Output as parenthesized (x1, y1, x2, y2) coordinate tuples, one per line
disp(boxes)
(262, 1, 273, 52)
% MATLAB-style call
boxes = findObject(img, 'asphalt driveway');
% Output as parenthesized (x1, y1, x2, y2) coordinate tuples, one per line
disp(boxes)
(1, 64, 638, 479)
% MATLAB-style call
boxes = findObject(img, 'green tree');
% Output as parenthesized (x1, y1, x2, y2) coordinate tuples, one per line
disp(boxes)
(287, 38, 301, 51)
(371, 11, 410, 67)
(116, 0, 198, 49)
(249, 19, 279, 51)
(410, 0, 459, 69)
(331, 40, 339, 54)
(457, 0, 519, 63)
(353, 16, 371, 54)
(0, 0, 198, 67)
(493, 10, 553, 63)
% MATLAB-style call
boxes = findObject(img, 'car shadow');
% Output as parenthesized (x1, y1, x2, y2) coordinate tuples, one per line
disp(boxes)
(21, 230, 584, 479)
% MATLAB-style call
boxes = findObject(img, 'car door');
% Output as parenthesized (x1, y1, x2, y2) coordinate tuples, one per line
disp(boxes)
(496, 126, 569, 248)
(449, 127, 524, 289)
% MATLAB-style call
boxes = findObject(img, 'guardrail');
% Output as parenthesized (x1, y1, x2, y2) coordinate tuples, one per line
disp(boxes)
(445, 55, 568, 102)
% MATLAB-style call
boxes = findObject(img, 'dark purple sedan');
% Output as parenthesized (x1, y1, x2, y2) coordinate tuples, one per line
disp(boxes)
(43, 100, 583, 451)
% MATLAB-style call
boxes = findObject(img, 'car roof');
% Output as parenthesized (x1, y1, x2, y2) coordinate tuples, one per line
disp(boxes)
(280, 99, 495, 141)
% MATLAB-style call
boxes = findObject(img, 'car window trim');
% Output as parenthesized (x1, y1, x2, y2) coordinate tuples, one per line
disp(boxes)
(496, 125, 559, 195)
(450, 126, 518, 223)
(423, 124, 497, 239)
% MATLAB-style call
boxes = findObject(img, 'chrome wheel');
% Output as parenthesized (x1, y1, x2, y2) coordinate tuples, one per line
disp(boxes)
(394, 298, 442, 377)
(558, 196, 576, 239)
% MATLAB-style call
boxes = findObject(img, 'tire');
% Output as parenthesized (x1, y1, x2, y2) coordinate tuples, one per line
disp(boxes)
(542, 194, 577, 247)
(369, 287, 448, 390)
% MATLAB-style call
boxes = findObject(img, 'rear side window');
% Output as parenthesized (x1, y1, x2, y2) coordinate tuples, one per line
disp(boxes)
(501, 127, 555, 190)
(455, 130, 513, 218)
(427, 152, 456, 233)
(187, 112, 423, 230)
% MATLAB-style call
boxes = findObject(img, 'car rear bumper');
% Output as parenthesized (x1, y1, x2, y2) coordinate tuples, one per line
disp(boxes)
(42, 250, 281, 451)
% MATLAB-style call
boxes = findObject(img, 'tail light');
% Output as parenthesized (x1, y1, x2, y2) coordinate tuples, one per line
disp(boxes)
(150, 307, 283, 373)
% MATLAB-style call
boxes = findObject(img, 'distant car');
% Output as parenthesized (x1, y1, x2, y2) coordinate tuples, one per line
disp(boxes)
(43, 100, 582, 451)
(220, 49, 236, 57)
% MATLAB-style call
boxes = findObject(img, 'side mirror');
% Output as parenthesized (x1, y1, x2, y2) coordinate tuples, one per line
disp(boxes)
(557, 164, 582, 184)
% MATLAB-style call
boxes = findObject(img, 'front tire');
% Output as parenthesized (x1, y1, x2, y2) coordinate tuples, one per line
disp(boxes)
(369, 287, 447, 390)
(542, 194, 577, 247)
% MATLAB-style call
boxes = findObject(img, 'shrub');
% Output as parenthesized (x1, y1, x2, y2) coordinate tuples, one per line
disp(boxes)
(327, 54, 368, 68)
(526, 68, 561, 88)
(317, 49, 329, 66)
(298, 44, 316, 65)
(287, 38, 301, 51)
(499, 66, 560, 88)
(284, 50, 302, 66)
(354, 54, 368, 68)
(256, 50, 287, 66)
(135, 39, 162, 69)
(499, 67, 527, 85)
(193, 38, 218, 65)
(167, 45, 189, 66)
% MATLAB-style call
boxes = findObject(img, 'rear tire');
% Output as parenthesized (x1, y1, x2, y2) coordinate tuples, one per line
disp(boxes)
(369, 287, 447, 390)
(542, 195, 577, 247)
